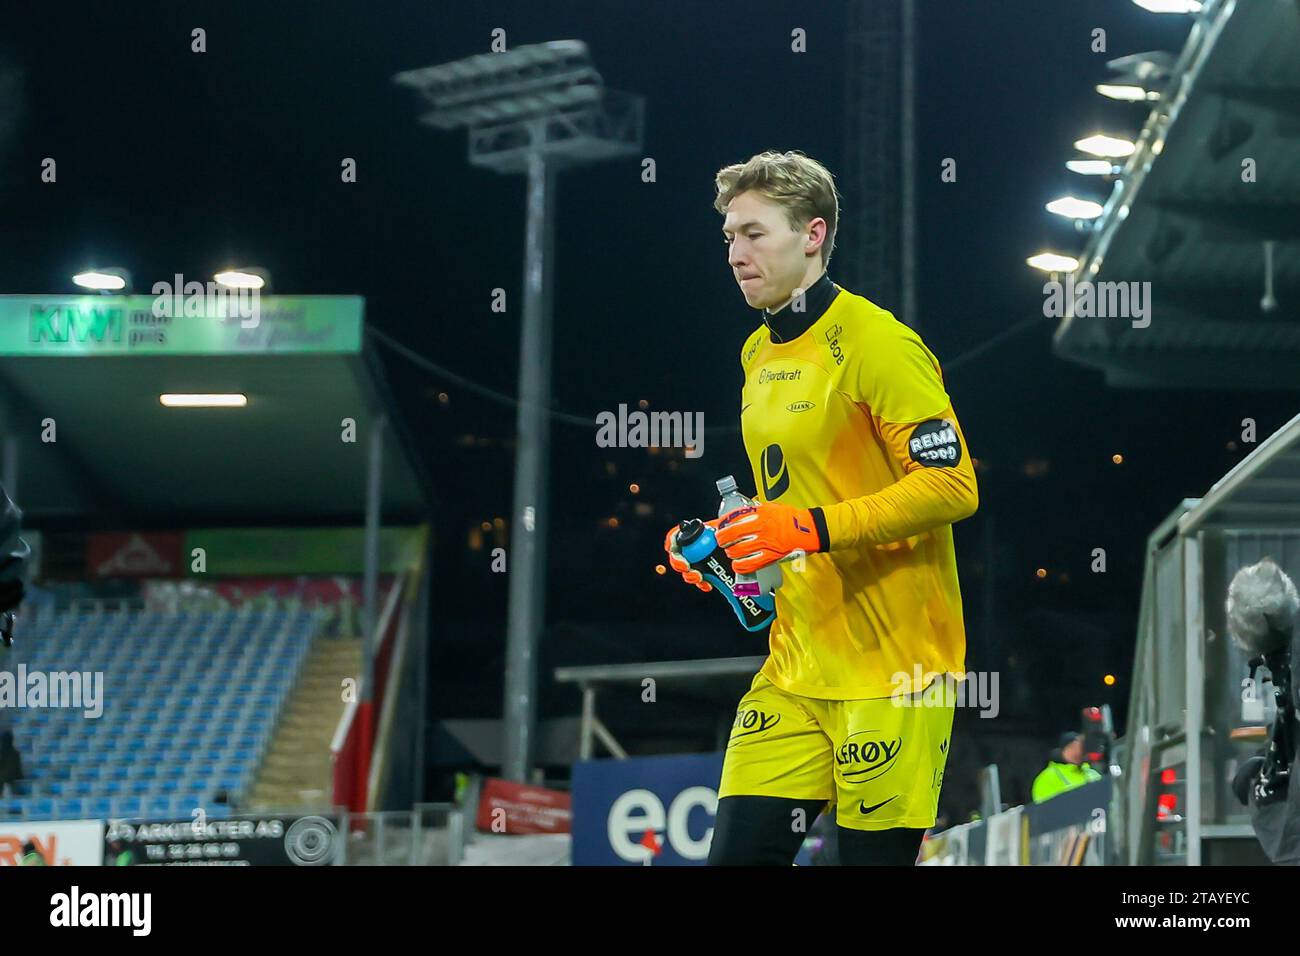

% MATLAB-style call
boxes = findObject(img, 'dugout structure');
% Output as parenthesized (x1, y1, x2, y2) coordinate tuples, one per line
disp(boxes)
(1117, 412, 1300, 865)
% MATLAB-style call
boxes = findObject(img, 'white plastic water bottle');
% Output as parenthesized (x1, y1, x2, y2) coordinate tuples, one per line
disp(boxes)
(716, 475, 783, 597)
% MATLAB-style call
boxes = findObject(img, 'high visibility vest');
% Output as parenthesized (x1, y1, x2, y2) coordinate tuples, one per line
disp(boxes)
(1032, 760, 1102, 803)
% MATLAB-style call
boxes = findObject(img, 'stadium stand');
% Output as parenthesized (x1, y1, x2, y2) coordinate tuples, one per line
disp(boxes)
(1, 601, 328, 822)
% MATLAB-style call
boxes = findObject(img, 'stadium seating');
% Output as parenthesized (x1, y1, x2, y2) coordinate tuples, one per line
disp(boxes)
(1, 603, 326, 821)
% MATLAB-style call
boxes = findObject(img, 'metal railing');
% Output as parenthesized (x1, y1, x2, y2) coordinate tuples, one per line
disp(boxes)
(336, 802, 460, 865)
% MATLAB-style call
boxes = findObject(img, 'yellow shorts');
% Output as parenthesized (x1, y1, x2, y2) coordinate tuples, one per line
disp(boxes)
(718, 670, 956, 831)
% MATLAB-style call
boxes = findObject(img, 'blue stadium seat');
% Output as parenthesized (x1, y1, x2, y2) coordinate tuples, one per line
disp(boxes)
(10, 603, 331, 816)
(113, 796, 144, 819)
(55, 798, 86, 818)
(25, 798, 56, 820)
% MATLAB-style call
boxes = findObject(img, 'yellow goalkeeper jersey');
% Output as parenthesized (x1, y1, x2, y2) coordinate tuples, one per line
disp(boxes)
(739, 277, 978, 700)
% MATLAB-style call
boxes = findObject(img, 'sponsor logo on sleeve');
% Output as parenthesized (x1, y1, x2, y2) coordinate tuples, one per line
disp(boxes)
(908, 419, 962, 468)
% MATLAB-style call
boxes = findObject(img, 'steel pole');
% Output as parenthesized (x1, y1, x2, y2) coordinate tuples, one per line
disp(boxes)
(502, 141, 556, 781)
(363, 415, 386, 703)
(901, 0, 917, 330)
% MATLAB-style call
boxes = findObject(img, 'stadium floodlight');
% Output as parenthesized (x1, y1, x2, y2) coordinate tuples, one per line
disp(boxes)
(1066, 158, 1120, 176)
(1027, 252, 1080, 273)
(159, 393, 248, 408)
(1096, 82, 1154, 102)
(394, 40, 643, 173)
(1133, 0, 1202, 13)
(395, 41, 644, 783)
(1074, 133, 1136, 158)
(73, 267, 130, 292)
(1046, 196, 1105, 220)
(214, 268, 269, 290)
(1097, 51, 1174, 102)
(393, 41, 603, 129)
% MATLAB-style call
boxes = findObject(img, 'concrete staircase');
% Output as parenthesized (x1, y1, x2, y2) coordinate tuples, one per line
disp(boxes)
(246, 636, 362, 811)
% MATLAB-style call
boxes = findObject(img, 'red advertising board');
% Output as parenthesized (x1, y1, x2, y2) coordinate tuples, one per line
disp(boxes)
(86, 532, 185, 577)
(475, 778, 572, 835)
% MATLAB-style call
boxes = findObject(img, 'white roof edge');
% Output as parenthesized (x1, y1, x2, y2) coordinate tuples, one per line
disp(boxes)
(1178, 411, 1300, 535)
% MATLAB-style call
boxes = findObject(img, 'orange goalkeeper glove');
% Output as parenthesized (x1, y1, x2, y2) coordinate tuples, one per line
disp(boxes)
(714, 502, 826, 574)
(663, 520, 723, 592)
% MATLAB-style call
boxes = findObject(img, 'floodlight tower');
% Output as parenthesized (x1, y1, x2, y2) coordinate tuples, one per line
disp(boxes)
(396, 41, 644, 782)
(842, 0, 916, 329)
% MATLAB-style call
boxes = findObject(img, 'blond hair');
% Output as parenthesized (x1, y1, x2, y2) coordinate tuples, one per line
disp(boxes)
(714, 150, 841, 268)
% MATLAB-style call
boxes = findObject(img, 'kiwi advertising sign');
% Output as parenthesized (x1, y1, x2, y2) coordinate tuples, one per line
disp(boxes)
(0, 295, 362, 356)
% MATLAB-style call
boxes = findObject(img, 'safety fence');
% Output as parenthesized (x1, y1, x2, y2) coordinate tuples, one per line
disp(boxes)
(920, 777, 1112, 865)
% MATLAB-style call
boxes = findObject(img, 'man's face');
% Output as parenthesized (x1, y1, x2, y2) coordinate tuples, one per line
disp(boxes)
(722, 190, 815, 310)
(1062, 738, 1084, 764)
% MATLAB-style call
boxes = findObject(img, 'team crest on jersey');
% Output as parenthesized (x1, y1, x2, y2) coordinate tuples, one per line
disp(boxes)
(760, 443, 790, 499)
(786, 401, 816, 413)
(908, 419, 962, 467)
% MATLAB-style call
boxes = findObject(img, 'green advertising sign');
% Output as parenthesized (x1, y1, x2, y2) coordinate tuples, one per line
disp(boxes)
(184, 526, 426, 576)
(0, 293, 363, 355)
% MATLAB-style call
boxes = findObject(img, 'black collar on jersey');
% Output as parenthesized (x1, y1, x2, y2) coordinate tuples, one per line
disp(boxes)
(762, 271, 838, 344)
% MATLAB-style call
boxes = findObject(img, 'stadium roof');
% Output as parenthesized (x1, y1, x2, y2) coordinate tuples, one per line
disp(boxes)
(0, 295, 435, 525)
(1053, 0, 1300, 388)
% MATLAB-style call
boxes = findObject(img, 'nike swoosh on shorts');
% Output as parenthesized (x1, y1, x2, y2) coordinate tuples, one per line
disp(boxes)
(858, 795, 899, 815)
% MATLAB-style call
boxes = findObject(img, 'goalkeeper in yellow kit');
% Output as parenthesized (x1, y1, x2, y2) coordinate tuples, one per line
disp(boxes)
(664, 151, 979, 865)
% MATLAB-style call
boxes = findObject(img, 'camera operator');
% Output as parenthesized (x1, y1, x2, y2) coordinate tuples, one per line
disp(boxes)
(1227, 557, 1300, 863)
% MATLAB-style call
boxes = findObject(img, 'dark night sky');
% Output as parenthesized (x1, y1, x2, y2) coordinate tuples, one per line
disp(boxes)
(3, 1, 1296, 803)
